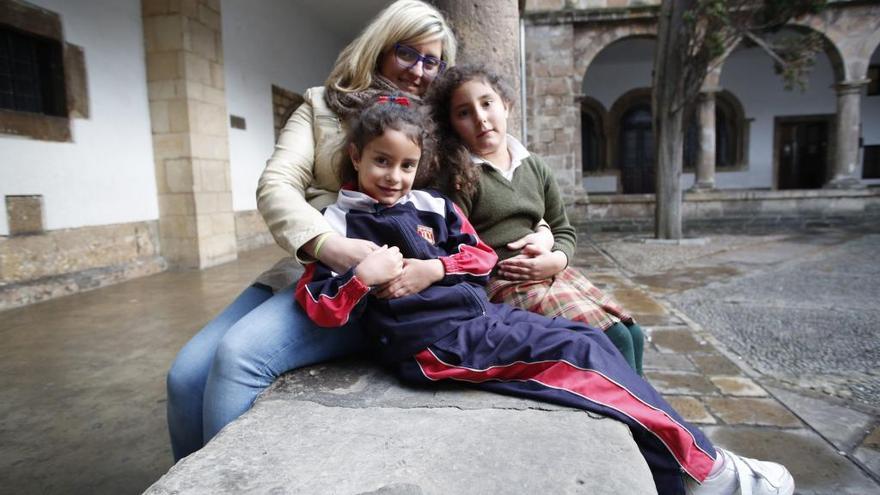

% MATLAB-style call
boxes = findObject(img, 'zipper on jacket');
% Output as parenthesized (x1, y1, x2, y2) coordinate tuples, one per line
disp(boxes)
(460, 283, 488, 317)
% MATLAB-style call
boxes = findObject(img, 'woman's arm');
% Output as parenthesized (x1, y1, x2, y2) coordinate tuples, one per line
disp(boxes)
(257, 88, 377, 271)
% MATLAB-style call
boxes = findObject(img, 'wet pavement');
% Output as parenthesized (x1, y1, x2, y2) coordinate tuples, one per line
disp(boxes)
(585, 222, 880, 493)
(2, 222, 880, 494)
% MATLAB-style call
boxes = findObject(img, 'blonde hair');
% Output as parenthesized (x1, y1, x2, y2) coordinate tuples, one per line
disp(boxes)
(326, 0, 457, 93)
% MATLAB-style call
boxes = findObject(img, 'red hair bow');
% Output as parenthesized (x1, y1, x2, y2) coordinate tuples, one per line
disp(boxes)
(377, 95, 410, 107)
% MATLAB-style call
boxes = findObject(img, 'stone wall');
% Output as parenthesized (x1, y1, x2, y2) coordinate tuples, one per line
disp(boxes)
(234, 210, 273, 252)
(0, 221, 166, 311)
(570, 189, 880, 232)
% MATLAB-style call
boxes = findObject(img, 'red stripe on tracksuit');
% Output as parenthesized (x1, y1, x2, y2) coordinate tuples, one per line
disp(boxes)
(413, 348, 715, 482)
(295, 263, 370, 327)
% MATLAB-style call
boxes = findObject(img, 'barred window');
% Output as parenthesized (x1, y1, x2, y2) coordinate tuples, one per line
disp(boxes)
(0, 25, 66, 117)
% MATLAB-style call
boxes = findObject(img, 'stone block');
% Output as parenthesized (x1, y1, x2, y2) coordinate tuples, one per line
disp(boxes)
(193, 191, 232, 214)
(187, 19, 216, 60)
(199, 233, 238, 267)
(143, 15, 184, 52)
(645, 370, 717, 395)
(146, 361, 656, 494)
(148, 100, 170, 134)
(610, 287, 667, 315)
(209, 61, 225, 89)
(190, 134, 229, 160)
(650, 327, 708, 353)
(169, 0, 199, 18)
(690, 353, 743, 375)
(182, 51, 211, 85)
(152, 132, 190, 160)
(705, 397, 801, 427)
(198, 3, 221, 31)
(164, 158, 194, 193)
(211, 212, 235, 236)
(198, 84, 224, 105)
(702, 426, 880, 495)
(710, 376, 767, 397)
(665, 396, 716, 424)
(147, 80, 181, 100)
(6, 195, 44, 236)
(158, 193, 195, 217)
(767, 386, 874, 453)
(189, 100, 226, 136)
(146, 51, 181, 81)
(197, 159, 230, 192)
(142, 0, 171, 16)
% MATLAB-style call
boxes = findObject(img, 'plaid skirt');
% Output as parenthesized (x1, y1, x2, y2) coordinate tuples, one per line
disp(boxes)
(486, 267, 634, 331)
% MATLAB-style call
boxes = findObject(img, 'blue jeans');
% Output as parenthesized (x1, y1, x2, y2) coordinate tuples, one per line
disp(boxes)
(166, 283, 367, 461)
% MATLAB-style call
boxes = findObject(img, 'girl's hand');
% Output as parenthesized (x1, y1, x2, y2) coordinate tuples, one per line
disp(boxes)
(496, 244, 566, 281)
(354, 245, 403, 286)
(374, 258, 444, 299)
(507, 227, 554, 254)
(315, 234, 381, 273)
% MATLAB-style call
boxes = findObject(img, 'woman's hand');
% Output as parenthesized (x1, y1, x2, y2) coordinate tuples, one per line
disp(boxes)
(353, 245, 403, 286)
(507, 227, 555, 254)
(313, 234, 381, 274)
(496, 244, 566, 281)
(374, 258, 444, 299)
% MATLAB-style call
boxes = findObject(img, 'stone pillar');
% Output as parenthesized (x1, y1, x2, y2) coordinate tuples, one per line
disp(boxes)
(691, 90, 717, 191)
(142, 0, 237, 269)
(827, 79, 869, 189)
(430, 0, 522, 139)
(524, 23, 579, 195)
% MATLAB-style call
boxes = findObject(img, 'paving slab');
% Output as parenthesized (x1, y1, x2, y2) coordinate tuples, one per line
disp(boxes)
(665, 396, 716, 425)
(705, 398, 802, 427)
(766, 386, 874, 453)
(710, 376, 767, 397)
(702, 426, 880, 495)
(689, 353, 744, 375)
(145, 361, 656, 495)
(645, 371, 718, 395)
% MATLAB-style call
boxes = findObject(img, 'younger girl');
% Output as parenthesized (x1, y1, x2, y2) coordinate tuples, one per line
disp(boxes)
(425, 64, 645, 375)
(295, 96, 794, 495)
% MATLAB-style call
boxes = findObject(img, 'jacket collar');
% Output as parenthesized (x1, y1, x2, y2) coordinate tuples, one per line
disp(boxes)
(337, 187, 414, 212)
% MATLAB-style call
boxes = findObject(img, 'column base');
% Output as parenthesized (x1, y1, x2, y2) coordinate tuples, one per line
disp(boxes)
(689, 181, 716, 192)
(824, 176, 865, 190)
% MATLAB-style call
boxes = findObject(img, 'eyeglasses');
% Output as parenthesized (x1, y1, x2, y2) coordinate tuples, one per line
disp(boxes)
(393, 43, 446, 77)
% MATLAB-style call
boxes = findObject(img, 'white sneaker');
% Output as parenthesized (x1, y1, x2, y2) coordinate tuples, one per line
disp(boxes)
(685, 448, 795, 495)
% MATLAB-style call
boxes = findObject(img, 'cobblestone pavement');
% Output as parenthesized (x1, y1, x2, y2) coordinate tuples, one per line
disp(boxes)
(573, 222, 880, 494)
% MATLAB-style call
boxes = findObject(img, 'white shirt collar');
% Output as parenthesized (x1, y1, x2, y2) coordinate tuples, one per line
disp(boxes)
(470, 134, 530, 181)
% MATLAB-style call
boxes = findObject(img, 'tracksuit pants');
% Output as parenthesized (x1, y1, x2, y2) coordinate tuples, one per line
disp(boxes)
(394, 302, 716, 495)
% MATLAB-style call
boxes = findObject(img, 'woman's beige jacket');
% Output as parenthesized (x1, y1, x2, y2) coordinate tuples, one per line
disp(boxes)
(255, 86, 346, 289)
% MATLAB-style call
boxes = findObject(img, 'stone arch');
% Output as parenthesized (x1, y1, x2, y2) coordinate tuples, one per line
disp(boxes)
(573, 27, 657, 91)
(783, 21, 848, 82)
(607, 87, 652, 175)
(792, 2, 880, 81)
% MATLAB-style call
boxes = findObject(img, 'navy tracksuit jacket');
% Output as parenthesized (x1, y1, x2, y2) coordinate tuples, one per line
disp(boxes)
(296, 188, 716, 495)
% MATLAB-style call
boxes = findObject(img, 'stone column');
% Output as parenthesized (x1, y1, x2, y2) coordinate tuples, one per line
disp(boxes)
(827, 79, 869, 189)
(691, 90, 717, 191)
(142, 0, 237, 269)
(430, 0, 522, 139)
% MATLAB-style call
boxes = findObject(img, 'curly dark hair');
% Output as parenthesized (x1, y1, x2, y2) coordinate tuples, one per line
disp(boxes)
(424, 64, 514, 201)
(339, 94, 436, 190)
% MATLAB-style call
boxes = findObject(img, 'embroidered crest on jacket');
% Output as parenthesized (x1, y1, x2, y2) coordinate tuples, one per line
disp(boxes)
(416, 225, 435, 244)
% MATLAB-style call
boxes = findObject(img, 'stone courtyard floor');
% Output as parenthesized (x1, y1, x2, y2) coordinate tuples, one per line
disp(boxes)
(2, 222, 879, 494)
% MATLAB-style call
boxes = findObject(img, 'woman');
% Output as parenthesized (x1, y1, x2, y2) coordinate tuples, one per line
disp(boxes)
(165, 0, 457, 462)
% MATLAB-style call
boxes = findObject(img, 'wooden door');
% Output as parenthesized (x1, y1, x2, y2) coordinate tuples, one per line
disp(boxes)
(777, 119, 829, 190)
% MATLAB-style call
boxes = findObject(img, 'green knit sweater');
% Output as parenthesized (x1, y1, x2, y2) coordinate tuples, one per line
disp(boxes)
(452, 154, 576, 263)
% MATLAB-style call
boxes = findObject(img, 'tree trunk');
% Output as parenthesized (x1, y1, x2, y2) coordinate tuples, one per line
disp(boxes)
(430, 0, 522, 139)
(652, 0, 692, 239)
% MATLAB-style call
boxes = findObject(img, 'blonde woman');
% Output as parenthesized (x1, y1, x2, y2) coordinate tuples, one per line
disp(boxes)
(166, 0, 457, 461)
